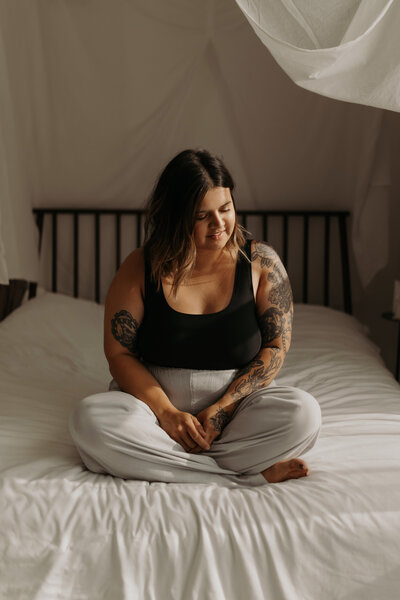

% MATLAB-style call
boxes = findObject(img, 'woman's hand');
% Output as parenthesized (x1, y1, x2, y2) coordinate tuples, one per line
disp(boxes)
(158, 407, 211, 453)
(188, 403, 231, 454)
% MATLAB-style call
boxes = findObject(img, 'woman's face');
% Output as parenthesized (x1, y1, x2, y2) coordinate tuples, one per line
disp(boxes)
(193, 187, 236, 251)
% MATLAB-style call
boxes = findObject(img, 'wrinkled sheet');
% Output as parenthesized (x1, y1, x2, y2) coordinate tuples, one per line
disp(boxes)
(0, 293, 400, 600)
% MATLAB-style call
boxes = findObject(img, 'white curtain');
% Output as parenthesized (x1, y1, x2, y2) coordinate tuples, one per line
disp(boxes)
(234, 0, 397, 287)
(235, 0, 400, 112)
(0, 0, 393, 287)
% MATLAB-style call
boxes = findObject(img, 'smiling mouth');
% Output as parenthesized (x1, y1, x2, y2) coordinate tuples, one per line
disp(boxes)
(208, 230, 225, 238)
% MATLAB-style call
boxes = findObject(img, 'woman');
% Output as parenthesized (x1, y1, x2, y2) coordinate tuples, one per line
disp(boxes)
(69, 149, 321, 487)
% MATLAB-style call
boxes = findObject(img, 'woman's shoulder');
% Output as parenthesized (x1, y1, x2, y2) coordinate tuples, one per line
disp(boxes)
(248, 240, 281, 271)
(123, 246, 145, 267)
(108, 247, 145, 297)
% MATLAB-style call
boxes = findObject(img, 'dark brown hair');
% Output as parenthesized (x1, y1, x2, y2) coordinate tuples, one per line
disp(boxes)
(143, 148, 247, 292)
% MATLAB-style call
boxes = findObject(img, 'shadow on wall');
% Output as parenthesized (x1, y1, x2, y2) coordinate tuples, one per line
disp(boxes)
(352, 110, 400, 376)
(0, 279, 28, 321)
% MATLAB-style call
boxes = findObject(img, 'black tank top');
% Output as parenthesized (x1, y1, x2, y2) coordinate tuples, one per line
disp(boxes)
(137, 239, 262, 370)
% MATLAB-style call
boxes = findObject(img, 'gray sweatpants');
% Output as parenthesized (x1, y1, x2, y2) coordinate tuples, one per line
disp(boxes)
(69, 365, 321, 488)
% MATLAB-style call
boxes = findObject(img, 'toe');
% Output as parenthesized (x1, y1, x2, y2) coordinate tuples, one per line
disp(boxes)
(288, 459, 309, 478)
(289, 458, 308, 470)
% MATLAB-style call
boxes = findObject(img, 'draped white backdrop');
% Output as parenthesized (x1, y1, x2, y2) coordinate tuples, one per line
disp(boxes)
(0, 0, 395, 287)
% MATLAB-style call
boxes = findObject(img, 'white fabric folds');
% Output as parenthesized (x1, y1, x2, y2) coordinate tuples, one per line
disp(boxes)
(235, 0, 400, 113)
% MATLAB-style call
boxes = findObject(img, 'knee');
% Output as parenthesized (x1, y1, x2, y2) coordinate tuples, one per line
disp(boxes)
(69, 393, 107, 444)
(290, 388, 321, 436)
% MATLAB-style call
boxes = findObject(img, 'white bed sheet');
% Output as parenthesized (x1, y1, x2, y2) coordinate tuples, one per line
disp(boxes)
(0, 293, 399, 600)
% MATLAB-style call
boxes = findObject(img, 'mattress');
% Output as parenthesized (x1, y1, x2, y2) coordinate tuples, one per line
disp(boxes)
(0, 292, 399, 600)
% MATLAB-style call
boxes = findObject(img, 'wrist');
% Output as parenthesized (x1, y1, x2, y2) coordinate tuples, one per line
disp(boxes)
(155, 402, 179, 420)
(216, 396, 239, 417)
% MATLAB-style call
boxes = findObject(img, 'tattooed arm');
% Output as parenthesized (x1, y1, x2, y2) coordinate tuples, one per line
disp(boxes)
(104, 248, 210, 453)
(104, 248, 175, 418)
(189, 241, 293, 452)
(214, 241, 293, 419)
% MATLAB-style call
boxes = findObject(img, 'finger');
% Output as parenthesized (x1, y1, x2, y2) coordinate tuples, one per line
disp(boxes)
(188, 445, 202, 454)
(181, 431, 198, 450)
(171, 428, 194, 452)
(204, 429, 219, 446)
(182, 429, 209, 451)
(178, 438, 194, 453)
(187, 425, 210, 450)
(192, 417, 207, 436)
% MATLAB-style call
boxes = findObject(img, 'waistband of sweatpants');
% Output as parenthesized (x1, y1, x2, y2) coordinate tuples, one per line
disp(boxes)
(145, 363, 239, 376)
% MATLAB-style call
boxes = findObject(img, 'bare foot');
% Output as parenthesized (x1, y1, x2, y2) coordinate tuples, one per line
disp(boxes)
(262, 458, 309, 483)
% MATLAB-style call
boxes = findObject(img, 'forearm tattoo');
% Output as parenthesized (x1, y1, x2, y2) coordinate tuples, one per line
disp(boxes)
(210, 407, 231, 433)
(231, 348, 282, 400)
(111, 309, 140, 356)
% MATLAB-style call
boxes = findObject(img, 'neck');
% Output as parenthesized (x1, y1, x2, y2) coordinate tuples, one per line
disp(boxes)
(193, 248, 233, 273)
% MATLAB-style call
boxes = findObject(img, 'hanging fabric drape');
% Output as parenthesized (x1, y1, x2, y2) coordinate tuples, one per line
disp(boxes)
(235, 0, 400, 112)
(234, 0, 394, 286)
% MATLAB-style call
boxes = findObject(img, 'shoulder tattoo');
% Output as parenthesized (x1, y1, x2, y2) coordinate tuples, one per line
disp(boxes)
(111, 309, 140, 356)
(250, 241, 276, 269)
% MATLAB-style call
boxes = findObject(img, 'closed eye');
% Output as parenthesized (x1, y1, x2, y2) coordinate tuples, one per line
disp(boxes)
(195, 202, 233, 220)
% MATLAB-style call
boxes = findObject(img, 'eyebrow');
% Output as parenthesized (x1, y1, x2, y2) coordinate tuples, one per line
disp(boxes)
(196, 200, 232, 214)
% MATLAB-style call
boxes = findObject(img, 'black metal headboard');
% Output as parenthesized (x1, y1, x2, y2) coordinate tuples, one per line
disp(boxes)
(31, 208, 352, 314)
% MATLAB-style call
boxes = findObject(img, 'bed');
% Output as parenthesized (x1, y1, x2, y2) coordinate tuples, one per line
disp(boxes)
(1, 209, 399, 600)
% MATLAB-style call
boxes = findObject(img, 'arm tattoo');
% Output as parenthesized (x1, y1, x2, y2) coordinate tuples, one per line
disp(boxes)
(252, 240, 294, 353)
(259, 304, 292, 354)
(210, 407, 231, 433)
(258, 306, 284, 346)
(111, 309, 140, 356)
(268, 265, 293, 312)
(224, 241, 293, 402)
(208, 241, 292, 408)
(251, 241, 276, 269)
(231, 348, 282, 400)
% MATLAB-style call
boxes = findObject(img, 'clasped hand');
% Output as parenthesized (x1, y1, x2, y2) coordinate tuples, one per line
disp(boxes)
(158, 403, 228, 454)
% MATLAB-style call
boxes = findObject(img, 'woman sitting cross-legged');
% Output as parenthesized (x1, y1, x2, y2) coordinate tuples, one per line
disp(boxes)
(69, 148, 321, 487)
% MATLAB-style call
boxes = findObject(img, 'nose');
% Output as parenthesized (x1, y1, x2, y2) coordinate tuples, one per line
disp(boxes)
(209, 211, 224, 228)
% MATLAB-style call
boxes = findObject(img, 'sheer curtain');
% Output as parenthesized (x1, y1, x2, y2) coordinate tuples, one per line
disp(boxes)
(235, 0, 400, 112)
(234, 0, 397, 287)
